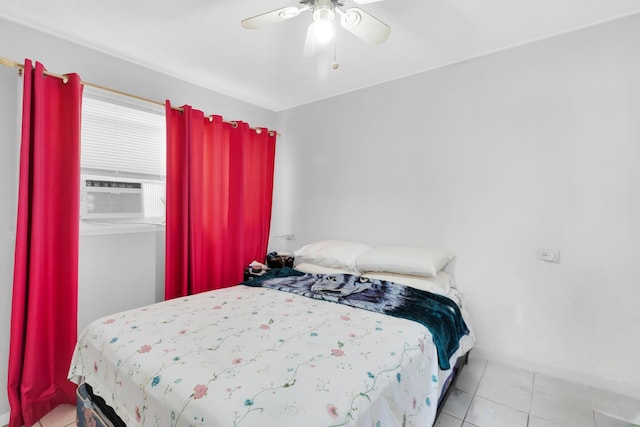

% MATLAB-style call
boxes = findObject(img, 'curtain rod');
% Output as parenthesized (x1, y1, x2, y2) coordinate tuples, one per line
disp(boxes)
(0, 57, 279, 137)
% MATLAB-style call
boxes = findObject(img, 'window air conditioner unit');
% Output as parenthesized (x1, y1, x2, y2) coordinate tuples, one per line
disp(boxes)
(80, 176, 144, 219)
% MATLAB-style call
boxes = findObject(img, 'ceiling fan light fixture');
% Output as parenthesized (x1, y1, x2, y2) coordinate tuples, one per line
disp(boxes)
(310, 0, 336, 43)
(311, 19, 334, 43)
(312, 7, 335, 23)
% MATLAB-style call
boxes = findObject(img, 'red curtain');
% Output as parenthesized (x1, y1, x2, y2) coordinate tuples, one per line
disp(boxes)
(242, 124, 277, 262)
(165, 102, 276, 299)
(8, 60, 82, 426)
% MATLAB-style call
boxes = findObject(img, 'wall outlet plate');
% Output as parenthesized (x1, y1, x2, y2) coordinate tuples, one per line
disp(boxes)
(537, 249, 561, 263)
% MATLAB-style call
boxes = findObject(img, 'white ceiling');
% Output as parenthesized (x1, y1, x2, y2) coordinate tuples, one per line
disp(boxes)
(1, 0, 639, 111)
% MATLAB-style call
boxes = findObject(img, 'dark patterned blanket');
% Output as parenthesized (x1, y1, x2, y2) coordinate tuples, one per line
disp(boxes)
(243, 267, 469, 370)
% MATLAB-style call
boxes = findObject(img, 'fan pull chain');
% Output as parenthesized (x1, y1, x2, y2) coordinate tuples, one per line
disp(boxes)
(331, 22, 340, 70)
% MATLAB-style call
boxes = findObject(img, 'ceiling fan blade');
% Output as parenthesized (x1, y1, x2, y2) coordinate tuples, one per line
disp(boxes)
(352, 0, 384, 4)
(241, 6, 307, 29)
(338, 7, 390, 45)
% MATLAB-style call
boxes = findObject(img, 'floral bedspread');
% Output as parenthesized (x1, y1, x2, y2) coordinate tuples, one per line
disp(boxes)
(69, 284, 468, 426)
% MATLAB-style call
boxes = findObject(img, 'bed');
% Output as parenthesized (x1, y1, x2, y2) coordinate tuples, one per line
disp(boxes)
(69, 242, 474, 427)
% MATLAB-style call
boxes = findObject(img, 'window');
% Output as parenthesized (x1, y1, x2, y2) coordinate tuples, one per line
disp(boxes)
(81, 87, 166, 223)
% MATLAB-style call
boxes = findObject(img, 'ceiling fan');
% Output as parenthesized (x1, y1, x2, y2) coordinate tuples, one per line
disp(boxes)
(241, 0, 391, 57)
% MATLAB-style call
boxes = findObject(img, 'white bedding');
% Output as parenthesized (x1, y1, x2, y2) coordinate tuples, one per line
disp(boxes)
(69, 283, 473, 426)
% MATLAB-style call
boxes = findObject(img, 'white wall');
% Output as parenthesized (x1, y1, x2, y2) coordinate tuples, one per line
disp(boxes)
(0, 17, 277, 419)
(274, 14, 640, 398)
(0, 64, 20, 422)
(77, 229, 166, 332)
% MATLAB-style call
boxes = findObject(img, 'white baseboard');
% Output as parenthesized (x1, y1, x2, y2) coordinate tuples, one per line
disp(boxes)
(0, 412, 9, 425)
(471, 346, 640, 401)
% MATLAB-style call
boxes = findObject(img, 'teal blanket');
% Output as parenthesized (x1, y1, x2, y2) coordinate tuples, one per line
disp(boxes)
(243, 267, 469, 370)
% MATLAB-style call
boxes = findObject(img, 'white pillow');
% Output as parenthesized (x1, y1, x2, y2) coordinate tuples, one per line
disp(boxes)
(355, 246, 454, 278)
(294, 263, 354, 275)
(362, 272, 451, 295)
(429, 270, 457, 290)
(293, 240, 371, 271)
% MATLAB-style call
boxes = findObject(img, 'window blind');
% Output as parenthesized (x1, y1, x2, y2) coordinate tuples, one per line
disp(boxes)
(81, 93, 166, 178)
(80, 88, 166, 220)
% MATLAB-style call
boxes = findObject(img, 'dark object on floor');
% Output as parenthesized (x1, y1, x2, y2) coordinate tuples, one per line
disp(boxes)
(76, 382, 125, 427)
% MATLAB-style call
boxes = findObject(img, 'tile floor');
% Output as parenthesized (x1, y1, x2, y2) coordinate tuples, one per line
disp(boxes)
(15, 358, 640, 427)
(436, 357, 640, 427)
(30, 404, 76, 427)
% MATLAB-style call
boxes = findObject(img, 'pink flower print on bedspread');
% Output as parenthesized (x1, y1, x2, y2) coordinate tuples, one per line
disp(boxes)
(326, 403, 339, 418)
(138, 344, 152, 354)
(172, 384, 210, 425)
(331, 348, 345, 357)
(331, 340, 346, 357)
(193, 384, 208, 399)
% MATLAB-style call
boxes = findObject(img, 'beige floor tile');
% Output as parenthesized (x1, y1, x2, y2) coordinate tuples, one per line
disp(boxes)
(38, 404, 76, 427)
(531, 391, 595, 427)
(475, 361, 534, 413)
(592, 388, 640, 425)
(465, 395, 528, 427)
